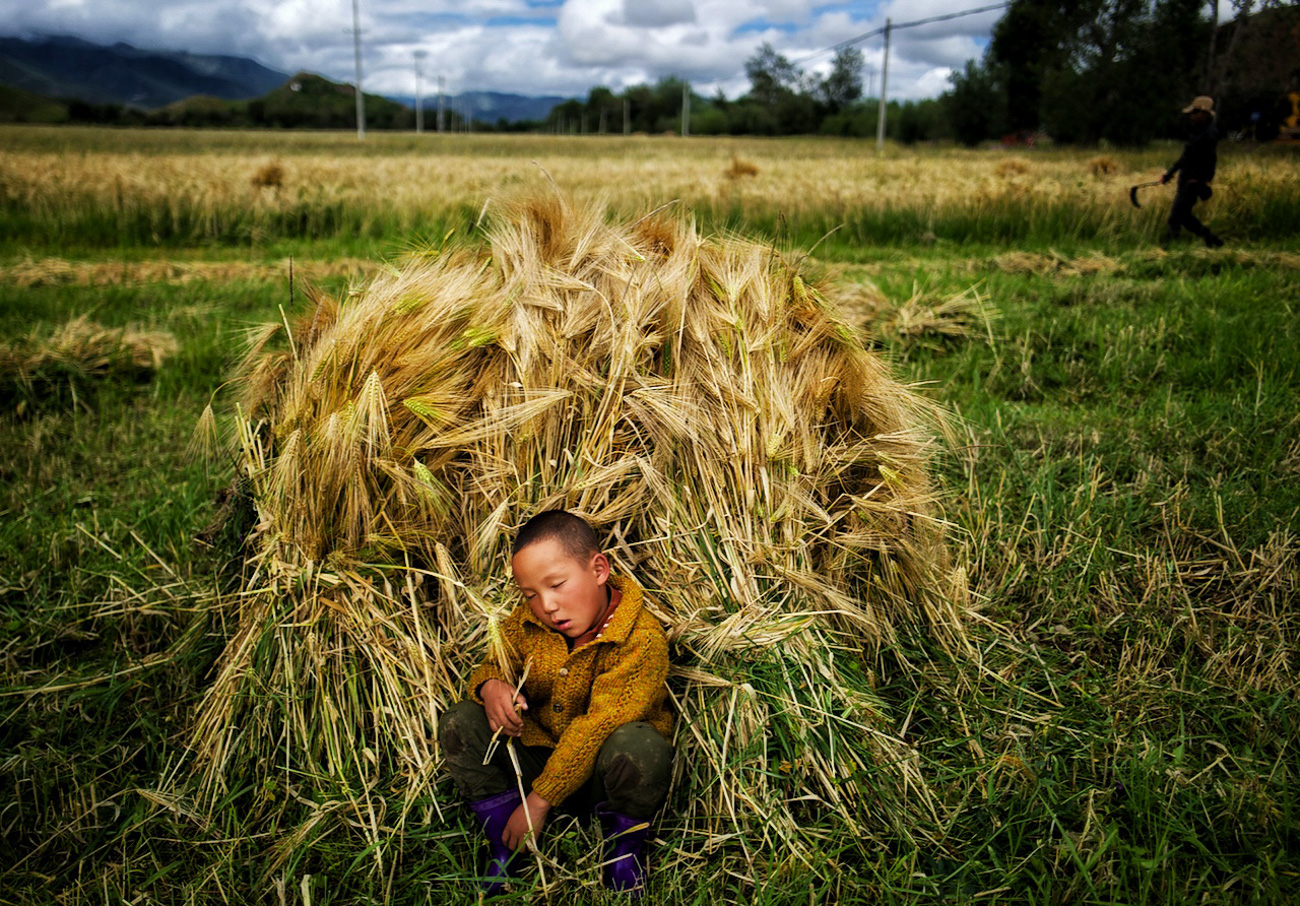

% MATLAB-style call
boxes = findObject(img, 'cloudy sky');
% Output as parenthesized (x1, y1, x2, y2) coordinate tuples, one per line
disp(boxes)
(1, 0, 1005, 102)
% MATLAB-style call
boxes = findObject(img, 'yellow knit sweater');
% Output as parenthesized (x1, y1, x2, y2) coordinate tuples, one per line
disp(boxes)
(467, 574, 672, 806)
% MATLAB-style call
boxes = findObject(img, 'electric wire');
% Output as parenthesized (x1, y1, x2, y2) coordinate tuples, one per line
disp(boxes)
(788, 1, 1011, 70)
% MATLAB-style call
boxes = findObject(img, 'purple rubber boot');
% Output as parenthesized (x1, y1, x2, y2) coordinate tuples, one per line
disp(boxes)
(595, 803, 652, 895)
(468, 788, 522, 895)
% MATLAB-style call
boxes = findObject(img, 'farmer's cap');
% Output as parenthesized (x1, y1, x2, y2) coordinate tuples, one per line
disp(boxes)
(1182, 96, 1214, 115)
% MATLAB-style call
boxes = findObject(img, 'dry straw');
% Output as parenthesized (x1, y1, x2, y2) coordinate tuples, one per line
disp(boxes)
(995, 250, 1122, 276)
(251, 159, 287, 191)
(724, 155, 760, 180)
(189, 192, 970, 884)
(832, 277, 995, 346)
(0, 256, 376, 288)
(995, 157, 1031, 178)
(1086, 154, 1120, 177)
(0, 315, 178, 414)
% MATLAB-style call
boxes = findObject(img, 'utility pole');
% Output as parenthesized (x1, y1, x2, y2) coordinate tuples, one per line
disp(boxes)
(437, 75, 445, 132)
(875, 18, 890, 154)
(413, 50, 427, 133)
(681, 84, 690, 137)
(623, 97, 630, 135)
(351, 0, 365, 140)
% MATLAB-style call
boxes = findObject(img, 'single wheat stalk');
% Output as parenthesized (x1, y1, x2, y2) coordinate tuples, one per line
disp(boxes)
(478, 649, 545, 893)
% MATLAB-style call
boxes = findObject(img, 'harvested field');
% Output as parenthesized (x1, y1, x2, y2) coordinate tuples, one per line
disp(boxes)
(2, 128, 1298, 906)
(3, 127, 1298, 250)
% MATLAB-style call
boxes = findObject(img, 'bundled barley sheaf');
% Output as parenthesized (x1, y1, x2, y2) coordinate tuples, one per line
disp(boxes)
(191, 193, 970, 883)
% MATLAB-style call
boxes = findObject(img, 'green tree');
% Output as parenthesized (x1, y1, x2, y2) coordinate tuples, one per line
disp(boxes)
(548, 98, 584, 133)
(897, 98, 949, 144)
(586, 86, 618, 133)
(819, 46, 865, 113)
(611, 77, 692, 133)
(1036, 0, 1210, 143)
(649, 76, 690, 132)
(943, 59, 1007, 146)
(966, 0, 1213, 144)
(989, 0, 1098, 133)
(743, 42, 820, 134)
(745, 42, 801, 108)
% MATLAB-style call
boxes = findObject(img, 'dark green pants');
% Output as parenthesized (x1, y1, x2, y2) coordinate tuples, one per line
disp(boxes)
(439, 700, 672, 819)
(1168, 181, 1214, 239)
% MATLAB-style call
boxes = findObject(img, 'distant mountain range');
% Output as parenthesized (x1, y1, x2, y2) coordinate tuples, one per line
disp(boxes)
(0, 34, 286, 109)
(0, 33, 567, 123)
(388, 91, 570, 127)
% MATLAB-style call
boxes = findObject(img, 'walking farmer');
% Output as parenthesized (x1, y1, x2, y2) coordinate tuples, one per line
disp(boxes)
(1162, 95, 1224, 248)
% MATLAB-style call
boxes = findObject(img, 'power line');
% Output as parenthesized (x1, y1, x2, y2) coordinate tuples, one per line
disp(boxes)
(773, 2, 1010, 153)
(790, 2, 1010, 70)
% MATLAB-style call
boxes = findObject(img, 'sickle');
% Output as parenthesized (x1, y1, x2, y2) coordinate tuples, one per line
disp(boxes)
(1129, 181, 1163, 209)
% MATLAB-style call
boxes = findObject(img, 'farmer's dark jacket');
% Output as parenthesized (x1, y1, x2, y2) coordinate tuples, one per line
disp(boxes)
(1166, 121, 1217, 185)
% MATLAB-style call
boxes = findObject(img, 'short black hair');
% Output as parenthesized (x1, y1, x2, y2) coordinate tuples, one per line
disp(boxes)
(512, 509, 601, 561)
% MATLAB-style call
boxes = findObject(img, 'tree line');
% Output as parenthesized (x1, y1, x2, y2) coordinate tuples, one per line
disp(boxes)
(947, 0, 1298, 145)
(550, 0, 1297, 145)
(13, 1, 1296, 144)
(545, 46, 950, 143)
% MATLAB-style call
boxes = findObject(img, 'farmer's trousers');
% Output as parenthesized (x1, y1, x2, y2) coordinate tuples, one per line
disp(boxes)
(1167, 181, 1214, 239)
(439, 700, 673, 819)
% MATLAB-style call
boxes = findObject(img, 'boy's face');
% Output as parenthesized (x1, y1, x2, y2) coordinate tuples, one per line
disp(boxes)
(512, 537, 611, 640)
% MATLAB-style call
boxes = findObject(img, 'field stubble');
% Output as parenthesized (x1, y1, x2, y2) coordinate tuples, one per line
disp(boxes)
(0, 129, 1297, 904)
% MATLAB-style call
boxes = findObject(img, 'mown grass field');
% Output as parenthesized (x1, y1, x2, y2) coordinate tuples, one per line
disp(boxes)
(2, 126, 1298, 904)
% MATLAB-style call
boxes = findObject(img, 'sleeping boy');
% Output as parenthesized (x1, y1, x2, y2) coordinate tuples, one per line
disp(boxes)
(439, 510, 673, 895)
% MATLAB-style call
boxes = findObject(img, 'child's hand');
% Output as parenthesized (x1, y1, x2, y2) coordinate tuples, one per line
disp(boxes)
(481, 678, 527, 737)
(503, 792, 551, 850)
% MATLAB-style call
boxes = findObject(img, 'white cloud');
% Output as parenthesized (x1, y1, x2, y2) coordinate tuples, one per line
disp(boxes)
(0, 0, 1000, 101)
(619, 0, 696, 28)
(755, 0, 815, 25)
(881, 0, 1001, 33)
(552, 0, 753, 85)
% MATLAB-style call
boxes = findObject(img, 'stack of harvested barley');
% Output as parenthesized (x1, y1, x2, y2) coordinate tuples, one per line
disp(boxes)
(191, 193, 969, 884)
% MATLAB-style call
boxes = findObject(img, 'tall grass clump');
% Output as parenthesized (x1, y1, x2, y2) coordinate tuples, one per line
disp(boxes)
(188, 193, 969, 887)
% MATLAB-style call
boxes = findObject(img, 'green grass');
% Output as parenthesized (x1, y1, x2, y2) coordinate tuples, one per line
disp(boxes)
(1, 133, 1298, 904)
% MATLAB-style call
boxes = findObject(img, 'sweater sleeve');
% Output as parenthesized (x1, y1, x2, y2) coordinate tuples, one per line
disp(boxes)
(466, 606, 526, 703)
(530, 624, 670, 806)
